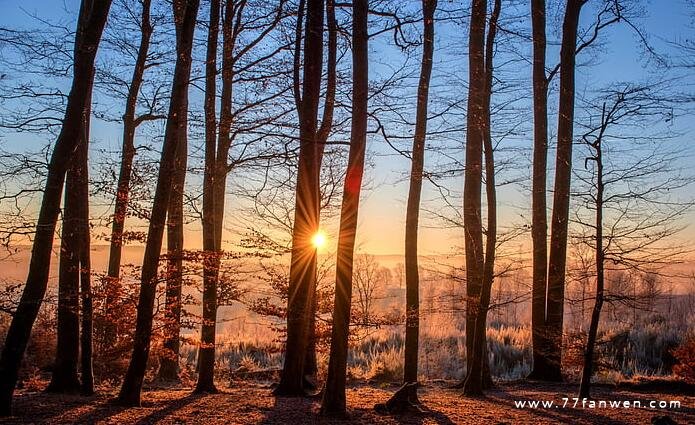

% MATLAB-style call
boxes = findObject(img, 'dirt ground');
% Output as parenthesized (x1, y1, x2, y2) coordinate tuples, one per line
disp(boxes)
(0, 381, 692, 424)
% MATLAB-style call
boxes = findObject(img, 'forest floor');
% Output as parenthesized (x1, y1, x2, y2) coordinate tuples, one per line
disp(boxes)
(0, 381, 693, 424)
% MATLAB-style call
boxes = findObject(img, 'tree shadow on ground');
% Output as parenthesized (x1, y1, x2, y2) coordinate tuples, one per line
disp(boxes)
(264, 389, 456, 425)
(1, 392, 125, 425)
(132, 393, 203, 424)
(1, 390, 204, 425)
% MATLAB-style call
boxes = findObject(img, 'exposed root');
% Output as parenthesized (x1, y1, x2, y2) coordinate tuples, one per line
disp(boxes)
(374, 382, 424, 415)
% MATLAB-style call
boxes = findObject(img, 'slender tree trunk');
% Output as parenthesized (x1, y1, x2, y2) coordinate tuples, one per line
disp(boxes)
(462, 0, 491, 378)
(79, 74, 95, 396)
(546, 0, 583, 382)
(461, 0, 486, 397)
(480, 0, 500, 391)
(158, 126, 187, 382)
(196, 0, 226, 393)
(528, 0, 554, 382)
(321, 0, 368, 415)
(0, 0, 112, 416)
(579, 118, 605, 399)
(275, 0, 324, 397)
(103, 0, 153, 349)
(117, 0, 199, 407)
(46, 129, 84, 395)
(400, 0, 437, 405)
(463, 0, 500, 396)
(304, 0, 337, 382)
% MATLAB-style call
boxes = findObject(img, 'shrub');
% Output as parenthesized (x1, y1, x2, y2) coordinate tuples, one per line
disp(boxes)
(672, 336, 695, 383)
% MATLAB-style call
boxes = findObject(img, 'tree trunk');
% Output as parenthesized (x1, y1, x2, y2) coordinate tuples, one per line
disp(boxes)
(320, 0, 368, 415)
(117, 0, 199, 407)
(0, 0, 112, 416)
(158, 122, 188, 383)
(196, 0, 223, 393)
(304, 0, 337, 382)
(79, 74, 95, 396)
(479, 0, 500, 391)
(545, 0, 583, 383)
(528, 0, 554, 382)
(103, 0, 153, 349)
(275, 0, 324, 397)
(461, 0, 486, 397)
(391, 0, 436, 408)
(463, 0, 500, 396)
(579, 117, 605, 399)
(46, 125, 84, 395)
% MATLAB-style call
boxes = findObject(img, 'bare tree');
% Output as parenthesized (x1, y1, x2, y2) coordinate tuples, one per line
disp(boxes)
(528, 0, 552, 381)
(352, 254, 390, 327)
(103, 0, 160, 349)
(460, 0, 487, 397)
(533, 0, 625, 381)
(117, 0, 199, 407)
(193, 0, 290, 393)
(321, 0, 368, 414)
(275, 0, 324, 397)
(400, 0, 437, 408)
(573, 84, 692, 397)
(463, 0, 501, 397)
(46, 71, 95, 395)
(0, 0, 112, 416)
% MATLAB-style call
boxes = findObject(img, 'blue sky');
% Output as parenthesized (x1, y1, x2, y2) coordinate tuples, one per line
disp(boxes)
(0, 0, 693, 256)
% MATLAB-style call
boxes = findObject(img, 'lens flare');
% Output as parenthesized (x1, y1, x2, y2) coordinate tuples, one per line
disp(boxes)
(311, 231, 327, 249)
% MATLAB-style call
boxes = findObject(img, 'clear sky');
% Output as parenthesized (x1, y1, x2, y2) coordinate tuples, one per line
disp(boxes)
(0, 0, 693, 257)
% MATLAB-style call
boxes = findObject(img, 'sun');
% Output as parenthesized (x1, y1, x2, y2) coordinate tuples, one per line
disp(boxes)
(311, 231, 327, 250)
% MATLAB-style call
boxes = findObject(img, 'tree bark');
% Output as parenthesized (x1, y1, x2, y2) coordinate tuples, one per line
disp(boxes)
(196, 0, 223, 393)
(103, 0, 153, 349)
(158, 119, 188, 382)
(320, 0, 368, 415)
(275, 0, 324, 397)
(0, 0, 112, 416)
(397, 0, 437, 406)
(528, 0, 555, 382)
(117, 0, 199, 407)
(46, 122, 84, 395)
(545, 0, 583, 383)
(79, 74, 95, 396)
(461, 0, 487, 397)
(304, 0, 337, 382)
(463, 0, 500, 396)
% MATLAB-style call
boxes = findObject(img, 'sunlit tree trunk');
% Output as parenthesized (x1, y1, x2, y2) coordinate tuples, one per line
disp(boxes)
(275, 0, 324, 397)
(546, 0, 583, 382)
(320, 0, 368, 415)
(0, 0, 112, 416)
(117, 0, 199, 407)
(304, 0, 337, 383)
(103, 0, 153, 349)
